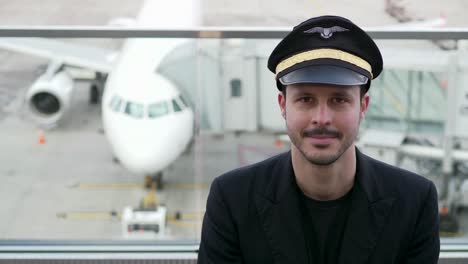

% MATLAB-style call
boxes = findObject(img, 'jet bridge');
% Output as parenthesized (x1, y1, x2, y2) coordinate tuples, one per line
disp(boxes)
(356, 42, 468, 235)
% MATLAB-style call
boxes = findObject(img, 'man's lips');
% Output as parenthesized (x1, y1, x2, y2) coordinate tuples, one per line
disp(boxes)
(303, 128, 341, 139)
(302, 128, 341, 146)
(309, 134, 336, 139)
(306, 136, 336, 144)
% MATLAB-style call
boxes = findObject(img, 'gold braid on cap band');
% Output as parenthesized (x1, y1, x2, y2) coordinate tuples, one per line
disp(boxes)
(275, 48, 373, 78)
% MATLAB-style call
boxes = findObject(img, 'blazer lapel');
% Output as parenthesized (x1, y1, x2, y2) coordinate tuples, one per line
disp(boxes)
(338, 149, 396, 264)
(254, 152, 310, 263)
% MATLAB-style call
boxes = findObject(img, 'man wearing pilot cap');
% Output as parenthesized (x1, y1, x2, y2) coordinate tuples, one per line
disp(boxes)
(198, 15, 440, 264)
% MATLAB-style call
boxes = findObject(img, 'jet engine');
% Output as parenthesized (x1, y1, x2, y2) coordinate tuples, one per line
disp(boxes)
(25, 70, 74, 126)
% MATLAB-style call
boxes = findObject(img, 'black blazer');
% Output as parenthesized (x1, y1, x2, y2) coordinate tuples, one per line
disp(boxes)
(198, 149, 440, 264)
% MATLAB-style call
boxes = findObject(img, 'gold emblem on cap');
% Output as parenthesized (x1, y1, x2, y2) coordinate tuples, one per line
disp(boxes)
(275, 48, 373, 78)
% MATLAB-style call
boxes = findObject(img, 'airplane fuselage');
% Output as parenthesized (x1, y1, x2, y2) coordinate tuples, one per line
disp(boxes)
(102, 38, 194, 175)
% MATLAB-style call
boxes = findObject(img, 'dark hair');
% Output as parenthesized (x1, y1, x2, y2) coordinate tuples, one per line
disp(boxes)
(281, 83, 369, 99)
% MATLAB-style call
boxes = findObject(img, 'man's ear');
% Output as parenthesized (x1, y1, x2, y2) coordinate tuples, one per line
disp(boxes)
(360, 94, 370, 119)
(278, 92, 286, 119)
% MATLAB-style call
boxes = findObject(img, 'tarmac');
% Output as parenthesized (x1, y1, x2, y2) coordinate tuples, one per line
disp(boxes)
(0, 50, 288, 239)
(0, 0, 467, 241)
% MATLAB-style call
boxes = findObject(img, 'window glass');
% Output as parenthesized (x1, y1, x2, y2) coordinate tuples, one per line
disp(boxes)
(109, 95, 117, 108)
(179, 95, 189, 108)
(124, 101, 144, 118)
(230, 78, 242, 97)
(148, 101, 169, 118)
(2, 31, 468, 252)
(172, 99, 182, 112)
(112, 96, 122, 112)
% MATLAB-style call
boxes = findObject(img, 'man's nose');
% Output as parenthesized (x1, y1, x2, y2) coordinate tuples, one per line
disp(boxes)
(311, 103, 332, 126)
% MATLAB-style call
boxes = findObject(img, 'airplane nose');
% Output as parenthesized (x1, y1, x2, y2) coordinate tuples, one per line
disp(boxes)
(106, 112, 193, 175)
(114, 132, 176, 174)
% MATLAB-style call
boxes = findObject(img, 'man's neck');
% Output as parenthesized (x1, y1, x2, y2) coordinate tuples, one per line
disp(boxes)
(291, 145, 356, 201)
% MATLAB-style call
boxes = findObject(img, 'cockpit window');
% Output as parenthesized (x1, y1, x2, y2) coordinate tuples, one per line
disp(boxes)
(148, 102, 169, 118)
(109, 96, 117, 108)
(172, 99, 182, 112)
(124, 101, 144, 118)
(109, 95, 123, 112)
(179, 95, 189, 108)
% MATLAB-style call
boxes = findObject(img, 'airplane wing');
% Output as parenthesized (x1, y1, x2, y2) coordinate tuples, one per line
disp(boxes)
(399, 144, 468, 163)
(380, 43, 454, 72)
(370, 16, 447, 30)
(0, 38, 117, 73)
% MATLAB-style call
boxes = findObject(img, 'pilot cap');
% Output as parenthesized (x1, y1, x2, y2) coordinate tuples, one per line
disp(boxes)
(268, 15, 383, 91)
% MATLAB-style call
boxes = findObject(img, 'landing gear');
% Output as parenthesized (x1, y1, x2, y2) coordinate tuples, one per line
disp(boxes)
(89, 72, 106, 104)
(145, 173, 164, 190)
(440, 211, 460, 236)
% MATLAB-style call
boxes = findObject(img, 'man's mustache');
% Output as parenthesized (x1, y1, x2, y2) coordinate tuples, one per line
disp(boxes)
(303, 128, 341, 138)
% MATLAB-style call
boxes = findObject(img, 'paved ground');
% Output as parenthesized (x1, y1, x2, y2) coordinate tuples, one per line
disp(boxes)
(0, 0, 466, 240)
(0, 66, 288, 239)
(0, 53, 288, 239)
(0, 0, 466, 27)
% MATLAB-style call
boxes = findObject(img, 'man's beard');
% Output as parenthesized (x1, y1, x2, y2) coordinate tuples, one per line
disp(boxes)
(289, 126, 357, 166)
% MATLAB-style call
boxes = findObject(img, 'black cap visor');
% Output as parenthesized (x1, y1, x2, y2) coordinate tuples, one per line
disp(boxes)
(279, 65, 369, 86)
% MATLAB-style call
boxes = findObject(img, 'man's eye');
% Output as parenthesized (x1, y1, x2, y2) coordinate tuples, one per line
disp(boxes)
(299, 97, 312, 103)
(332, 98, 346, 104)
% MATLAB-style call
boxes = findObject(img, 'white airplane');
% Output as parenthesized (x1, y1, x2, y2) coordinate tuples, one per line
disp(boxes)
(370, 14, 447, 30)
(0, 0, 200, 188)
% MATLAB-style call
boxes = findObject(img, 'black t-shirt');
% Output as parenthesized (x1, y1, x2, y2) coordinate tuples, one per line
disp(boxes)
(301, 188, 353, 264)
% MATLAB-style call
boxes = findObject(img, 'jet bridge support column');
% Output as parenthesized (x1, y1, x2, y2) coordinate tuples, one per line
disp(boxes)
(441, 54, 459, 201)
(438, 46, 468, 236)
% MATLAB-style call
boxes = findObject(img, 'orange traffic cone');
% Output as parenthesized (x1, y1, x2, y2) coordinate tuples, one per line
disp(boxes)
(274, 139, 284, 148)
(38, 130, 46, 145)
